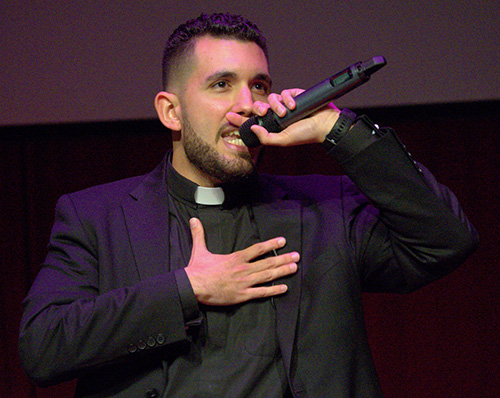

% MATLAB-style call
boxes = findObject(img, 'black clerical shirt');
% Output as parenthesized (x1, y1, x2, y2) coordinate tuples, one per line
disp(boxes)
(163, 160, 290, 397)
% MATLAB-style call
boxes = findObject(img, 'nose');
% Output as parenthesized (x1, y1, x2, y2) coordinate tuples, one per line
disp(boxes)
(232, 86, 254, 117)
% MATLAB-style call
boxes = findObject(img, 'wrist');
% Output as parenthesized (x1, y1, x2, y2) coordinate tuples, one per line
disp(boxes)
(322, 108, 357, 151)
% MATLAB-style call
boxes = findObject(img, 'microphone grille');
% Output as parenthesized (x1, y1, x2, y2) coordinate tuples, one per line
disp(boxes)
(239, 117, 262, 148)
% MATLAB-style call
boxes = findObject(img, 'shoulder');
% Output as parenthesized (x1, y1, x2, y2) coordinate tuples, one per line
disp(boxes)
(63, 175, 147, 207)
(58, 156, 167, 215)
(258, 173, 362, 202)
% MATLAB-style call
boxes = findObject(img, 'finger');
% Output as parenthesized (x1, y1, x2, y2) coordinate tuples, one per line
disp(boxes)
(267, 93, 287, 117)
(250, 125, 293, 146)
(281, 88, 304, 110)
(248, 253, 300, 281)
(225, 111, 246, 127)
(226, 101, 270, 127)
(189, 218, 207, 254)
(252, 262, 298, 285)
(252, 101, 270, 117)
(261, 251, 300, 270)
(250, 250, 300, 270)
(241, 283, 289, 301)
(240, 236, 287, 262)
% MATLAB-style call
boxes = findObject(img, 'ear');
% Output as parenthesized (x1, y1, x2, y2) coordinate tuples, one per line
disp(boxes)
(154, 91, 182, 131)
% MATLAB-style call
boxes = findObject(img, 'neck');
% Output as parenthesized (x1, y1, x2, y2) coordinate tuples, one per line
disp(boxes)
(171, 149, 220, 187)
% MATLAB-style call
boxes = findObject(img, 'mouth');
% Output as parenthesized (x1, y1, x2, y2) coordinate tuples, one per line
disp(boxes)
(222, 130, 247, 148)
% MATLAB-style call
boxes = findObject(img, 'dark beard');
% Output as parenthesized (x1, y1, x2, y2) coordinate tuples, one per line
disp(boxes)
(183, 117, 255, 184)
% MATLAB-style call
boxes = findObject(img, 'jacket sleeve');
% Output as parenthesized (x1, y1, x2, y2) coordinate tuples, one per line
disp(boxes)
(330, 118, 479, 293)
(19, 192, 188, 387)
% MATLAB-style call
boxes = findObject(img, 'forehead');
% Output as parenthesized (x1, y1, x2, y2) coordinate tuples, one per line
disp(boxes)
(189, 36, 269, 80)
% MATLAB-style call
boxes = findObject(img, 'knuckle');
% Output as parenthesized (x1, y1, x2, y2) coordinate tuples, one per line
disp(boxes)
(262, 269, 274, 282)
(232, 265, 245, 276)
(260, 256, 274, 268)
(230, 251, 245, 264)
(254, 288, 268, 299)
(253, 242, 268, 257)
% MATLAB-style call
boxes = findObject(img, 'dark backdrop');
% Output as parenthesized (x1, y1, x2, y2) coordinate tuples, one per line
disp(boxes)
(2, 1, 499, 126)
(1, 100, 499, 397)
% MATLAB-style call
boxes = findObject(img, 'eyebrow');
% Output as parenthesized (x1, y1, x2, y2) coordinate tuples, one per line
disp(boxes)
(205, 70, 236, 83)
(255, 73, 273, 88)
(205, 70, 273, 88)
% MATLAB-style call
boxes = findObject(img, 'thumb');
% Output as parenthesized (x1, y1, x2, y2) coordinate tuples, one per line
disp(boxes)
(189, 217, 207, 254)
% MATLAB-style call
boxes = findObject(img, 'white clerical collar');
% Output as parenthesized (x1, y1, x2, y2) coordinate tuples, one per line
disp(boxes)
(194, 186, 225, 205)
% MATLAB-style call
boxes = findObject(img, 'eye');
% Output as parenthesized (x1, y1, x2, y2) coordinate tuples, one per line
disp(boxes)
(212, 80, 229, 89)
(252, 82, 270, 95)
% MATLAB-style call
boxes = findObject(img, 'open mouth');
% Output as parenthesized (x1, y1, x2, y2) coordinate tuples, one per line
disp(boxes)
(222, 131, 246, 147)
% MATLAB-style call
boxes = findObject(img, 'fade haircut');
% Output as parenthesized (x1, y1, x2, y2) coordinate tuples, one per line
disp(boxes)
(161, 13, 269, 90)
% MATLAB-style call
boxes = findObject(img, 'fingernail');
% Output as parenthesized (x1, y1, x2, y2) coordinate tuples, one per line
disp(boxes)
(189, 218, 197, 228)
(278, 237, 286, 247)
(291, 252, 300, 262)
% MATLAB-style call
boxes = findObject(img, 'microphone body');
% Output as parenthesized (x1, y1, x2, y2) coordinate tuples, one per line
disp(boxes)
(239, 56, 387, 147)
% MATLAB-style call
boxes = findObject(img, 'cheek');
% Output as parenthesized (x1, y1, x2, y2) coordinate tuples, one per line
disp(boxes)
(199, 103, 232, 133)
(180, 93, 234, 140)
(193, 98, 229, 121)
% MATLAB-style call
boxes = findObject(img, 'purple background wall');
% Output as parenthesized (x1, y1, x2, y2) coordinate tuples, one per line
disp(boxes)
(1, 0, 499, 126)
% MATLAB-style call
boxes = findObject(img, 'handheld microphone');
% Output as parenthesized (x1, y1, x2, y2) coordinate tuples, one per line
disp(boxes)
(239, 56, 387, 147)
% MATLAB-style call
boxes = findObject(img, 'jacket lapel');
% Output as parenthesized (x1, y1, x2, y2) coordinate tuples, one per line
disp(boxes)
(122, 157, 171, 280)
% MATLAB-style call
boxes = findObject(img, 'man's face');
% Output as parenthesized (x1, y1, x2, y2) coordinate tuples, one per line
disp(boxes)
(172, 36, 271, 186)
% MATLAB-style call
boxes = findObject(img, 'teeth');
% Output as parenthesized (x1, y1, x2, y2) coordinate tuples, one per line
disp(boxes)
(223, 131, 246, 147)
(224, 136, 246, 146)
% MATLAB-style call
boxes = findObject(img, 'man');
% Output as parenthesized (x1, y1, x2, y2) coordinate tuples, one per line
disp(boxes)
(19, 13, 478, 397)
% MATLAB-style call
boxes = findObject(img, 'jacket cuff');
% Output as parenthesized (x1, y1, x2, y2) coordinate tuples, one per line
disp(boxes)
(174, 269, 202, 328)
(328, 115, 384, 164)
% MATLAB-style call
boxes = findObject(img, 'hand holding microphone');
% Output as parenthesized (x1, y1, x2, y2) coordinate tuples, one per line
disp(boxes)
(239, 56, 387, 147)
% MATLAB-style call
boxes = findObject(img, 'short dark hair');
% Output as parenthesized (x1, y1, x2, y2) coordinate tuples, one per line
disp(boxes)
(161, 13, 268, 89)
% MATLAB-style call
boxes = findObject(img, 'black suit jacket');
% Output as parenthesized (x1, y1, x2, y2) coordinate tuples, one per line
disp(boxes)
(19, 130, 478, 397)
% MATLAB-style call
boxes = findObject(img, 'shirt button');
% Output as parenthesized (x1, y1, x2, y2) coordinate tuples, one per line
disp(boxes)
(137, 340, 147, 350)
(147, 336, 156, 347)
(145, 388, 159, 398)
(127, 344, 138, 353)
